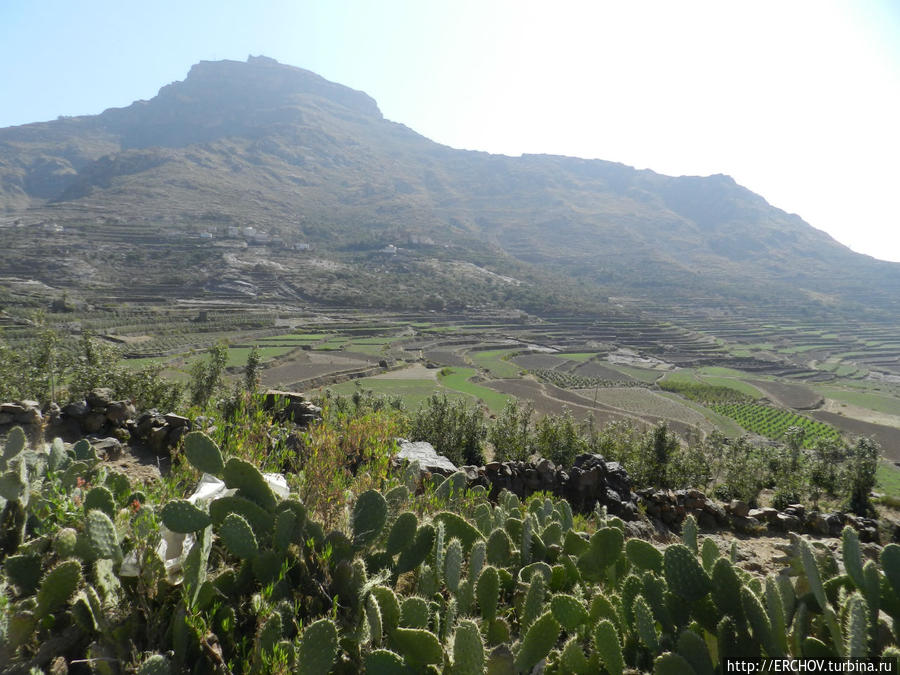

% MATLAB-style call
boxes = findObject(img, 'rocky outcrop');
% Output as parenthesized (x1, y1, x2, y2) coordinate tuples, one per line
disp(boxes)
(263, 390, 322, 426)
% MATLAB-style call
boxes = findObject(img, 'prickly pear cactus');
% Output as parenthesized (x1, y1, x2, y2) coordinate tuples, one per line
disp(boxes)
(626, 538, 663, 574)
(136, 654, 172, 675)
(451, 619, 485, 675)
(391, 627, 444, 668)
(352, 489, 388, 548)
(550, 594, 588, 632)
(160, 499, 211, 533)
(477, 565, 500, 623)
(223, 457, 277, 512)
(183, 431, 224, 476)
(36, 559, 82, 619)
(515, 611, 560, 674)
(387, 511, 418, 556)
(84, 509, 122, 563)
(297, 617, 338, 675)
(664, 543, 711, 602)
(219, 513, 259, 559)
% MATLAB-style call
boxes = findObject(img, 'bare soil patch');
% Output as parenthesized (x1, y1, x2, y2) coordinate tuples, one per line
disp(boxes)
(822, 398, 900, 429)
(261, 351, 371, 388)
(748, 379, 823, 410)
(424, 349, 470, 368)
(571, 362, 637, 380)
(371, 364, 439, 381)
(810, 410, 900, 461)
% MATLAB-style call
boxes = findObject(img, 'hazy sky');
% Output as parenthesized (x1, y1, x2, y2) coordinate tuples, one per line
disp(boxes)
(2, 1, 899, 261)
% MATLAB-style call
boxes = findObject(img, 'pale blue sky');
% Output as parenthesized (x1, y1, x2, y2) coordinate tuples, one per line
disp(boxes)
(2, 1, 899, 261)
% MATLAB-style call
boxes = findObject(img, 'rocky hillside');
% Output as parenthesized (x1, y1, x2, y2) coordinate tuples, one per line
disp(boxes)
(2, 55, 899, 313)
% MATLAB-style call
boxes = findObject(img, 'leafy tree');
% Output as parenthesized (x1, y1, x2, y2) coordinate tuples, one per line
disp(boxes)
(244, 345, 261, 393)
(844, 437, 879, 515)
(489, 399, 534, 462)
(410, 393, 485, 466)
(189, 341, 228, 408)
(534, 409, 585, 467)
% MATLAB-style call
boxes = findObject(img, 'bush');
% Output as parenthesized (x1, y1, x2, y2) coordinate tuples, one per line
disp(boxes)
(534, 409, 585, 467)
(844, 437, 879, 515)
(410, 393, 485, 466)
(488, 399, 535, 462)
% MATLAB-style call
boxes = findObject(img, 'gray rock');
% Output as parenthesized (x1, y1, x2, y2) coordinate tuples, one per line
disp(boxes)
(164, 413, 191, 429)
(0, 412, 13, 425)
(86, 388, 115, 409)
(92, 437, 123, 460)
(16, 408, 42, 425)
(82, 412, 107, 433)
(0, 403, 26, 415)
(395, 439, 457, 476)
(106, 401, 135, 424)
(63, 400, 89, 418)
(728, 499, 750, 518)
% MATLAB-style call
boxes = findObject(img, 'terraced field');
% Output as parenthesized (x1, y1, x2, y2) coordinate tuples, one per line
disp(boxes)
(711, 402, 841, 447)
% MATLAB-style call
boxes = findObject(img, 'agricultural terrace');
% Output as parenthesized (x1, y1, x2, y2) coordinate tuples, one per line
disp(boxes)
(711, 402, 842, 447)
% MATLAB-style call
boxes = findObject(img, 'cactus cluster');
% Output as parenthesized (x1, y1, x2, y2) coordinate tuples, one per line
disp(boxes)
(5, 424, 900, 674)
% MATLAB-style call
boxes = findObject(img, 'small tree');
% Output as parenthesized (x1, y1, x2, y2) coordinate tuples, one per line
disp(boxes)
(244, 345, 261, 394)
(489, 399, 535, 462)
(189, 341, 228, 408)
(409, 393, 485, 466)
(844, 437, 879, 516)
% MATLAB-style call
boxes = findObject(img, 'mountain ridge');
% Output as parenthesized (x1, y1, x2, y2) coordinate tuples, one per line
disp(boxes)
(1, 55, 897, 315)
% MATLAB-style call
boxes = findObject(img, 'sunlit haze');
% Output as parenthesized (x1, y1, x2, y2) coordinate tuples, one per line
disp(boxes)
(2, 0, 898, 261)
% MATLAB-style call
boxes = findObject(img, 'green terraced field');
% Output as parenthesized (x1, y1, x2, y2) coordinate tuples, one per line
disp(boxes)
(437, 367, 512, 413)
(558, 352, 601, 362)
(469, 348, 522, 378)
(700, 376, 765, 400)
(711, 402, 841, 447)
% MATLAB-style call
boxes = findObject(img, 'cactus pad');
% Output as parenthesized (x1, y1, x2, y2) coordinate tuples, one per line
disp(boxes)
(400, 596, 430, 629)
(160, 499, 211, 533)
(183, 432, 224, 476)
(223, 457, 277, 512)
(36, 559, 82, 618)
(396, 523, 435, 575)
(352, 489, 388, 548)
(137, 654, 172, 675)
(391, 628, 444, 668)
(626, 538, 663, 574)
(219, 512, 258, 559)
(297, 618, 338, 675)
(434, 511, 483, 553)
(5, 553, 42, 594)
(84, 509, 122, 563)
(387, 511, 418, 556)
(371, 585, 401, 635)
(477, 565, 500, 623)
(550, 594, 588, 631)
(515, 611, 560, 673)
(364, 649, 406, 674)
(209, 495, 275, 533)
(664, 543, 711, 602)
(452, 620, 485, 675)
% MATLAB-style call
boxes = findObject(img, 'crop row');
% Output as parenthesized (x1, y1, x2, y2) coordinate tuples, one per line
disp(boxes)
(531, 368, 645, 390)
(711, 403, 841, 447)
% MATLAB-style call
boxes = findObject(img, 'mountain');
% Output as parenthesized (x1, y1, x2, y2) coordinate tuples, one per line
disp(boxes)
(2, 55, 898, 315)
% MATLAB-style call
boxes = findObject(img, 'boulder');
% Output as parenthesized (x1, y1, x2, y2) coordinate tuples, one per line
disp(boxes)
(86, 388, 115, 410)
(728, 499, 750, 518)
(395, 439, 457, 477)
